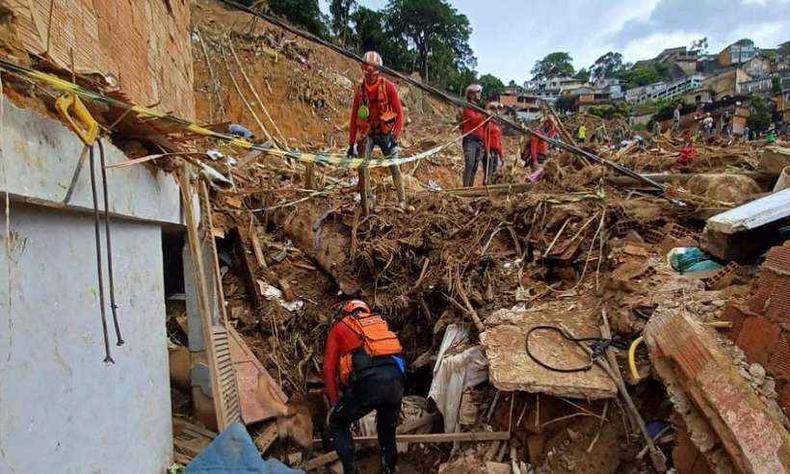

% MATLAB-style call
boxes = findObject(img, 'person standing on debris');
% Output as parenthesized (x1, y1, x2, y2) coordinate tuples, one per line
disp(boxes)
(673, 104, 682, 132)
(521, 117, 557, 171)
(485, 102, 504, 181)
(702, 113, 714, 139)
(461, 84, 490, 187)
(348, 51, 407, 213)
(577, 124, 587, 144)
(323, 300, 405, 474)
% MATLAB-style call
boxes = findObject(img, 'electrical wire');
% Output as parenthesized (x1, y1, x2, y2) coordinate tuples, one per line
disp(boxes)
(525, 325, 612, 373)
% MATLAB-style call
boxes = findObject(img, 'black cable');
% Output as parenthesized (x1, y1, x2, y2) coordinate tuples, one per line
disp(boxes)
(214, 0, 668, 194)
(97, 140, 124, 346)
(525, 325, 611, 373)
(88, 145, 114, 364)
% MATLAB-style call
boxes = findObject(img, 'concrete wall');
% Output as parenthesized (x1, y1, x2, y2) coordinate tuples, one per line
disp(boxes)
(0, 205, 173, 473)
(0, 97, 182, 472)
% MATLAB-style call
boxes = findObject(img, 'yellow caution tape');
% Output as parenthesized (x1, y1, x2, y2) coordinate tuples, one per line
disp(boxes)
(0, 59, 477, 169)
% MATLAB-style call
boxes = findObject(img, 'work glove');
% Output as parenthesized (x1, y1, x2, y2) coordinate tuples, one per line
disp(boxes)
(387, 135, 399, 152)
(347, 144, 358, 158)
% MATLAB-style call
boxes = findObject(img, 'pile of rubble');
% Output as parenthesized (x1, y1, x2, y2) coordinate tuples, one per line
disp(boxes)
(2, 0, 790, 472)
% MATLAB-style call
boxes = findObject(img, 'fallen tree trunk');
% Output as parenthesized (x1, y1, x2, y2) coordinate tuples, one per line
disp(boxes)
(270, 206, 360, 295)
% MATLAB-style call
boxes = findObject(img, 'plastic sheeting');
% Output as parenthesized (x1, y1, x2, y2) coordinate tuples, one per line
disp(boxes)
(427, 324, 489, 433)
(186, 422, 302, 474)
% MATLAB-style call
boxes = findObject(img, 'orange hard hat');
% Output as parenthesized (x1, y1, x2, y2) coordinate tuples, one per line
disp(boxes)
(341, 299, 371, 315)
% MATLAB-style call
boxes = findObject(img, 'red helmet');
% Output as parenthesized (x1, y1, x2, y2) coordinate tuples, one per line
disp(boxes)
(341, 299, 371, 315)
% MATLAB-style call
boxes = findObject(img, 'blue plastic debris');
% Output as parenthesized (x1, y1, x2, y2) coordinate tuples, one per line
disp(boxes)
(186, 422, 303, 474)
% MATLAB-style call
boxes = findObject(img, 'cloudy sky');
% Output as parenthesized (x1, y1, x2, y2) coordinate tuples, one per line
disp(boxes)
(320, 0, 790, 83)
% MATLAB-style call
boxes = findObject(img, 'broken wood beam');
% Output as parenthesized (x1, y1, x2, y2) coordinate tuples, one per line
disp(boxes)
(313, 431, 511, 445)
(607, 171, 774, 187)
(444, 182, 534, 197)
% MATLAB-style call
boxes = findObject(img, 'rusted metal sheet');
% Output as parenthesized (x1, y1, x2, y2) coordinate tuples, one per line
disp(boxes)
(228, 325, 289, 424)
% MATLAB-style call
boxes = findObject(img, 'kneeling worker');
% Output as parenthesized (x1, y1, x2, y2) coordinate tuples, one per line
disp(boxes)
(348, 51, 407, 214)
(324, 300, 406, 473)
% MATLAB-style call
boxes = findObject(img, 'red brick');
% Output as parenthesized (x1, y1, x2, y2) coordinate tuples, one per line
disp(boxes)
(779, 382, 790, 419)
(767, 330, 790, 383)
(723, 304, 747, 342)
(765, 274, 790, 322)
(673, 426, 714, 474)
(736, 316, 781, 365)
(765, 245, 790, 270)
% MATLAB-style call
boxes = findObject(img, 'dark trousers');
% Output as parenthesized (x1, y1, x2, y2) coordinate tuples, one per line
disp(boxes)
(462, 136, 487, 187)
(329, 374, 404, 473)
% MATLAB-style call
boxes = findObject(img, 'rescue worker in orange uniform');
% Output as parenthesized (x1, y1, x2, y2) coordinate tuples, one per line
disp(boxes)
(323, 300, 405, 474)
(485, 102, 504, 181)
(348, 51, 407, 214)
(521, 117, 558, 170)
(461, 84, 489, 187)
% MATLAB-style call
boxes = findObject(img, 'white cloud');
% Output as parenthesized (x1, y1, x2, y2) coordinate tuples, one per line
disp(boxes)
(621, 31, 704, 61)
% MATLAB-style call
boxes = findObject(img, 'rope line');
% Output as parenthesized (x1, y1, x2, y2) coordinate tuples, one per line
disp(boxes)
(0, 58, 487, 170)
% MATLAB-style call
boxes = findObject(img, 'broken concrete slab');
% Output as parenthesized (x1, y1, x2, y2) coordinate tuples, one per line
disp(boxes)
(644, 305, 790, 474)
(704, 187, 790, 234)
(761, 146, 790, 175)
(700, 187, 790, 260)
(480, 305, 617, 399)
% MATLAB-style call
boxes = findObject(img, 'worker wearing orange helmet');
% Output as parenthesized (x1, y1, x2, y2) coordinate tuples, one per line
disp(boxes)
(348, 51, 407, 214)
(323, 299, 405, 474)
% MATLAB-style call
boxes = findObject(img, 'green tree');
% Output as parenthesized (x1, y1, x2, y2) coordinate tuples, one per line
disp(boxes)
(531, 52, 574, 80)
(330, 0, 356, 45)
(267, 0, 328, 37)
(574, 68, 591, 82)
(590, 52, 623, 82)
(747, 94, 772, 132)
(384, 0, 475, 82)
(689, 37, 709, 54)
(614, 63, 670, 89)
(478, 73, 505, 100)
(350, 7, 413, 71)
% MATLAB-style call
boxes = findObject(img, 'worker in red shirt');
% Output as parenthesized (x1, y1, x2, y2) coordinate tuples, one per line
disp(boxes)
(486, 102, 504, 181)
(323, 300, 405, 474)
(521, 117, 557, 170)
(348, 51, 407, 214)
(461, 84, 489, 187)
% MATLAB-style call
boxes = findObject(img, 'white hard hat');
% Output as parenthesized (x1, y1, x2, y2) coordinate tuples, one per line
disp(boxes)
(466, 84, 483, 95)
(363, 51, 383, 67)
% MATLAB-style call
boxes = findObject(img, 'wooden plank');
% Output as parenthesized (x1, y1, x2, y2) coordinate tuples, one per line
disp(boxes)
(305, 431, 510, 471)
(179, 170, 227, 429)
(312, 431, 510, 445)
(254, 422, 280, 454)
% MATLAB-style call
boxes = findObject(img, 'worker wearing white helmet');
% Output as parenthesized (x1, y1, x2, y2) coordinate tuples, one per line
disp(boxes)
(348, 51, 408, 214)
(460, 84, 489, 187)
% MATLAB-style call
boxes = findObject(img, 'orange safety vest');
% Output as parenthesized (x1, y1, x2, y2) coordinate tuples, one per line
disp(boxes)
(357, 78, 398, 137)
(338, 313, 402, 386)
